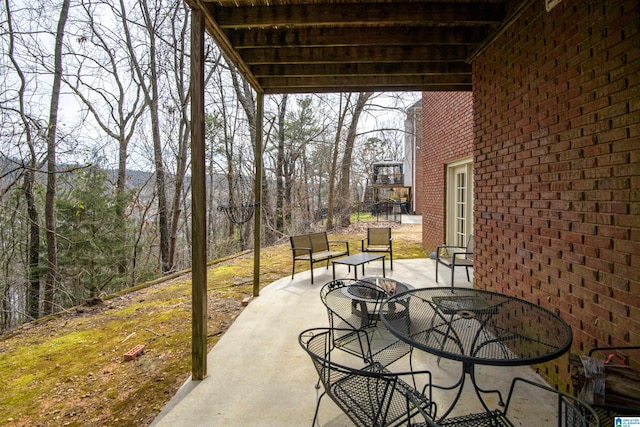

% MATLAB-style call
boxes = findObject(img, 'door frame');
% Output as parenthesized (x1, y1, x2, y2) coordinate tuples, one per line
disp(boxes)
(446, 157, 473, 247)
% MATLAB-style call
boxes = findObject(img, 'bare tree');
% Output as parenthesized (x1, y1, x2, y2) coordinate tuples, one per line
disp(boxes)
(3, 0, 44, 320)
(163, 0, 191, 268)
(224, 55, 259, 247)
(65, 0, 146, 199)
(58, 0, 149, 284)
(275, 94, 288, 232)
(326, 94, 350, 230)
(43, 0, 71, 315)
(118, 0, 173, 273)
(339, 92, 373, 228)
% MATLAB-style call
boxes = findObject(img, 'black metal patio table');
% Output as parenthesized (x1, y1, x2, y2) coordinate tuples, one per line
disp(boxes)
(380, 287, 573, 422)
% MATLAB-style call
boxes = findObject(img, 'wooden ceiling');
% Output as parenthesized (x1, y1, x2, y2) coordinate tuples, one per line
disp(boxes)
(189, 0, 511, 94)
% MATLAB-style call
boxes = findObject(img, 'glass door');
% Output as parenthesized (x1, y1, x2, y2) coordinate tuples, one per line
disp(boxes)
(447, 159, 473, 246)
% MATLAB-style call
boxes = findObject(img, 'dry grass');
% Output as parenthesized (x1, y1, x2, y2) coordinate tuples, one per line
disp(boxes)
(0, 221, 425, 426)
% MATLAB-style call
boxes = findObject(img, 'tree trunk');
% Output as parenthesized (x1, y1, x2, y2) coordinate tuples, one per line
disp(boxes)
(339, 92, 372, 228)
(24, 168, 40, 319)
(6, 0, 42, 319)
(169, 123, 189, 268)
(168, 2, 191, 269)
(120, 0, 172, 273)
(226, 55, 259, 247)
(43, 0, 71, 315)
(327, 94, 350, 231)
(143, 2, 171, 273)
(276, 94, 288, 232)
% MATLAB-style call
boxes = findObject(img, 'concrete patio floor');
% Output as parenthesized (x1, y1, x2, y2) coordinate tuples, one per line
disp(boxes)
(151, 258, 558, 426)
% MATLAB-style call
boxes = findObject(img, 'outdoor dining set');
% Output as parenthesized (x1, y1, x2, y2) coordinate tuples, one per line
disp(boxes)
(297, 276, 603, 427)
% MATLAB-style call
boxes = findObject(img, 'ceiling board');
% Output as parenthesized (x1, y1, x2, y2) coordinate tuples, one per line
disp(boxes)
(189, 0, 509, 93)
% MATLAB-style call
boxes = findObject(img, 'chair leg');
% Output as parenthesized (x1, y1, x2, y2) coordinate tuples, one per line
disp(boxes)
(309, 260, 314, 284)
(465, 266, 470, 282)
(390, 249, 393, 270)
(408, 347, 417, 389)
(435, 261, 439, 283)
(451, 265, 454, 287)
(312, 392, 326, 426)
(292, 261, 296, 280)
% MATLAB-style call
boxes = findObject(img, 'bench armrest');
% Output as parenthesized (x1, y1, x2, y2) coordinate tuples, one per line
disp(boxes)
(291, 246, 313, 258)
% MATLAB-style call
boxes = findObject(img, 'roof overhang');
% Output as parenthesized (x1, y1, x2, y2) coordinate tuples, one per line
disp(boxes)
(187, 0, 510, 94)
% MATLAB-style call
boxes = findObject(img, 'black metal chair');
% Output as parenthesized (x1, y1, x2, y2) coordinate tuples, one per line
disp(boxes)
(438, 376, 600, 427)
(435, 234, 474, 287)
(298, 327, 438, 427)
(320, 278, 412, 368)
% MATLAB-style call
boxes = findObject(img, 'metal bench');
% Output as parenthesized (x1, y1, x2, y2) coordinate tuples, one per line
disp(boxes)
(290, 232, 349, 284)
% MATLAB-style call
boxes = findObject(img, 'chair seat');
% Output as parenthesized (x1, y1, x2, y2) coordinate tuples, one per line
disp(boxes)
(333, 324, 412, 368)
(438, 257, 473, 267)
(294, 249, 345, 261)
(332, 362, 433, 427)
(435, 235, 474, 287)
(366, 244, 391, 252)
(438, 410, 511, 427)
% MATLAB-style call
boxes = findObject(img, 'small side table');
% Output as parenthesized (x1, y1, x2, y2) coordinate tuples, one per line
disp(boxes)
(332, 253, 385, 280)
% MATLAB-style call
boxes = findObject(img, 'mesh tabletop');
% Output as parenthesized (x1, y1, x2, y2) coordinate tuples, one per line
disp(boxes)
(380, 287, 573, 366)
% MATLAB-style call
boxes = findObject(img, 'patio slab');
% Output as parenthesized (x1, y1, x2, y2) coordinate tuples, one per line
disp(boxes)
(151, 258, 552, 426)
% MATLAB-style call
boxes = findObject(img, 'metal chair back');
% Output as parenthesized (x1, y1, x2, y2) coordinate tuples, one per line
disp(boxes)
(321, 278, 385, 330)
(368, 227, 391, 247)
(298, 327, 437, 427)
(320, 278, 413, 369)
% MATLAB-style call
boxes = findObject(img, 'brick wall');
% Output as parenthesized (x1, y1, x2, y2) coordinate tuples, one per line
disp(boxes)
(472, 0, 640, 389)
(417, 92, 474, 251)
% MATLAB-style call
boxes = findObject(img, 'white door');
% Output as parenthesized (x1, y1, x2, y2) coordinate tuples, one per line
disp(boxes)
(447, 159, 473, 247)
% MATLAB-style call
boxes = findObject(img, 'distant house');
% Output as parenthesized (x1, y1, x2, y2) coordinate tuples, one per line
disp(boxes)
(367, 100, 424, 219)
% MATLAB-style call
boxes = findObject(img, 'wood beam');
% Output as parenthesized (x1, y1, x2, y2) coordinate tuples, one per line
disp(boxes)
(242, 45, 471, 64)
(227, 26, 489, 48)
(212, 3, 505, 28)
(258, 74, 471, 89)
(253, 92, 263, 298)
(250, 62, 471, 77)
(190, 6, 207, 381)
(189, 0, 262, 92)
(264, 84, 471, 94)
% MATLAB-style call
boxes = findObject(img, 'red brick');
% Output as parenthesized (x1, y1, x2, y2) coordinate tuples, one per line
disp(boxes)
(124, 344, 145, 361)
